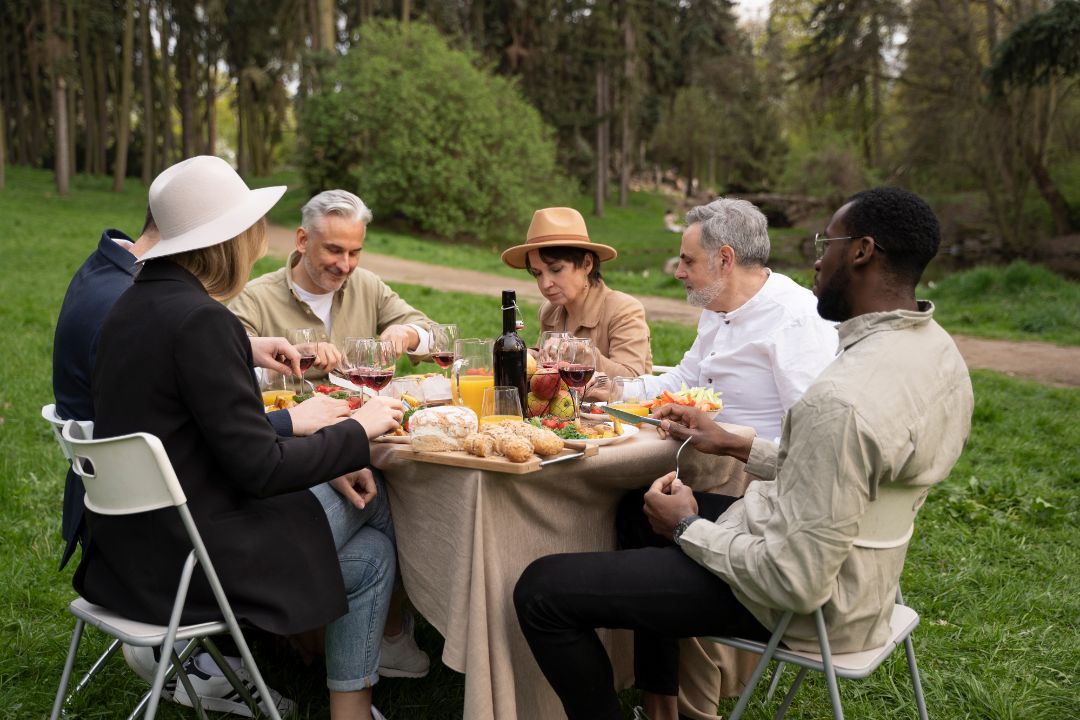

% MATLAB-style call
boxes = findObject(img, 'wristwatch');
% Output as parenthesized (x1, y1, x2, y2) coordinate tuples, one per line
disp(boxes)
(673, 514, 702, 546)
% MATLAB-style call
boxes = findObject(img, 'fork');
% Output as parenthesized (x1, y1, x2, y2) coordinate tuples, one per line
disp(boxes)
(583, 374, 608, 394)
(674, 436, 692, 481)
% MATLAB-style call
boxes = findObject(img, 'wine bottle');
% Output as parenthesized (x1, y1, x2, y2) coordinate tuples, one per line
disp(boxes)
(493, 289, 528, 410)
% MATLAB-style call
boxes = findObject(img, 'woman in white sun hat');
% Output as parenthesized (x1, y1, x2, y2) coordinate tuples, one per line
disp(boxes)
(78, 155, 401, 720)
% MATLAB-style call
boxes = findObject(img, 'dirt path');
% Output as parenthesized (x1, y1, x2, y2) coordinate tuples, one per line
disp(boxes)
(267, 224, 1080, 388)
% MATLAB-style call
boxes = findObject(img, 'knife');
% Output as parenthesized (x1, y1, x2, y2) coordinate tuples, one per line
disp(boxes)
(603, 404, 663, 427)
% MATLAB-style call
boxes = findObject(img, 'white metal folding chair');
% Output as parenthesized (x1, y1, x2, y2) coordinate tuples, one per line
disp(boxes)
(50, 420, 284, 720)
(708, 483, 932, 720)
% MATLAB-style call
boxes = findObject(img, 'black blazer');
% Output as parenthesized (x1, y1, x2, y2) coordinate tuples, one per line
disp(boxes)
(76, 259, 370, 635)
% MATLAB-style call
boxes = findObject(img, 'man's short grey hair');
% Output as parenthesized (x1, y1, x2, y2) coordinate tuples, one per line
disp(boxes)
(685, 198, 770, 267)
(301, 189, 373, 233)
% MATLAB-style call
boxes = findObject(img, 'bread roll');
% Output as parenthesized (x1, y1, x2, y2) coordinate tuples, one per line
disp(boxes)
(410, 405, 478, 452)
(497, 435, 534, 463)
(463, 433, 497, 457)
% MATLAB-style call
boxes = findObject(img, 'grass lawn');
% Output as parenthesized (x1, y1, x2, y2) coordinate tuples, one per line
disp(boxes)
(1, 168, 1078, 718)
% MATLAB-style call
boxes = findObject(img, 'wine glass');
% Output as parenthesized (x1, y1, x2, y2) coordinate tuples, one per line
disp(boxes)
(609, 376, 650, 424)
(345, 338, 396, 405)
(556, 337, 596, 422)
(286, 328, 319, 391)
(431, 324, 459, 377)
(537, 331, 570, 370)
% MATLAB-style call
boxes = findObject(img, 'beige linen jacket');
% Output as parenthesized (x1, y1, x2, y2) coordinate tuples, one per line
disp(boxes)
(229, 252, 434, 375)
(680, 302, 973, 653)
(538, 280, 652, 378)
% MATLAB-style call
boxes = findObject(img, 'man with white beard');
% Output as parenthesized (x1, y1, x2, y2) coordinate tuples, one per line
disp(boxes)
(640, 198, 838, 443)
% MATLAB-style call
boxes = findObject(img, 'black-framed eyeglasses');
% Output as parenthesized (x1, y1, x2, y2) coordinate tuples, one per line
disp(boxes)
(813, 233, 886, 260)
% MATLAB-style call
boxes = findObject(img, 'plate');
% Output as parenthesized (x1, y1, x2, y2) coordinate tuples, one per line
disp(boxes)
(564, 423, 639, 448)
(372, 434, 411, 444)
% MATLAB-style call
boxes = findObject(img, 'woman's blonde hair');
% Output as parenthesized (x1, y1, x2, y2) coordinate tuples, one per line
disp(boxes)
(170, 218, 268, 301)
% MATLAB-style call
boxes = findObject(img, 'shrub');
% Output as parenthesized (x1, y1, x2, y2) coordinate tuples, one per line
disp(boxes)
(297, 21, 566, 245)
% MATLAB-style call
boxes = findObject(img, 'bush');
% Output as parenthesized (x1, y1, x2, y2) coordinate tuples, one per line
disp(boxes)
(297, 21, 566, 244)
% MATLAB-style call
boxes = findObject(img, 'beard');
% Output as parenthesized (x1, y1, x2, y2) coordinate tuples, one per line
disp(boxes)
(686, 277, 724, 308)
(301, 252, 348, 293)
(815, 264, 853, 322)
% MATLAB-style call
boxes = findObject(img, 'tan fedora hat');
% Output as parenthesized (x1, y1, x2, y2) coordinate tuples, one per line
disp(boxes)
(138, 155, 286, 263)
(501, 207, 617, 269)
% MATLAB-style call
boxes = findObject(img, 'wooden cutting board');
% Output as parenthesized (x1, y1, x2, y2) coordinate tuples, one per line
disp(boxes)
(393, 443, 598, 474)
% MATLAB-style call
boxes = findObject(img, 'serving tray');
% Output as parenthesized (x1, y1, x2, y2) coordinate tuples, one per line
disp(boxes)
(393, 444, 598, 474)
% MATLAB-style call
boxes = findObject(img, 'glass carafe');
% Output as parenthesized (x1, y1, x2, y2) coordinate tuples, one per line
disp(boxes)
(451, 338, 494, 418)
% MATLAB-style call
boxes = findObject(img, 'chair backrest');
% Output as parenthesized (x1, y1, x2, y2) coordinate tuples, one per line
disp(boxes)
(62, 420, 188, 516)
(853, 483, 930, 549)
(41, 404, 94, 464)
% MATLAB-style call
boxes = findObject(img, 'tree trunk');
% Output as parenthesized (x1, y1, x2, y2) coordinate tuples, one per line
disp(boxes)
(77, 7, 98, 174)
(27, 8, 46, 165)
(140, 0, 154, 184)
(159, 0, 173, 166)
(318, 0, 335, 53)
(593, 64, 607, 217)
(177, 32, 195, 158)
(618, 7, 635, 207)
(94, 42, 109, 175)
(44, 0, 70, 194)
(113, 0, 135, 191)
(65, 0, 76, 174)
(12, 27, 30, 165)
(205, 53, 217, 155)
(402, 0, 411, 25)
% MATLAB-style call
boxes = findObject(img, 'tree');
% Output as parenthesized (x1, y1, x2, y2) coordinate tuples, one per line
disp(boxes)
(298, 20, 565, 245)
(112, 0, 136, 191)
(44, 0, 70, 194)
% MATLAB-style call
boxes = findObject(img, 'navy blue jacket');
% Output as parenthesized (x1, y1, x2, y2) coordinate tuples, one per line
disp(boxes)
(51, 231, 293, 569)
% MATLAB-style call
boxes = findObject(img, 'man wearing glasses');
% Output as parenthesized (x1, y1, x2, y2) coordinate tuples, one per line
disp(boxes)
(515, 187, 973, 720)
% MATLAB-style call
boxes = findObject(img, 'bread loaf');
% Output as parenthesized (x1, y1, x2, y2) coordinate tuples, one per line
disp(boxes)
(409, 405, 478, 452)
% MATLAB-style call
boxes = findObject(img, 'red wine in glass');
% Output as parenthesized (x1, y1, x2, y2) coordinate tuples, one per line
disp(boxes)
(345, 366, 371, 387)
(432, 351, 455, 369)
(559, 364, 595, 389)
(299, 355, 317, 372)
(364, 371, 394, 391)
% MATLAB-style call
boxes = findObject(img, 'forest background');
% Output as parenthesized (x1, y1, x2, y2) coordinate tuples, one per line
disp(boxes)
(2, 0, 1080, 276)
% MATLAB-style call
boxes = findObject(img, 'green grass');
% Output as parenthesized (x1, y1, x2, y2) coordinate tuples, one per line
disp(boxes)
(2, 167, 1078, 718)
(923, 261, 1080, 345)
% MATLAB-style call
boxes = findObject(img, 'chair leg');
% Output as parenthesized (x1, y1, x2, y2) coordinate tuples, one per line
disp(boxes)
(170, 647, 211, 720)
(728, 613, 794, 720)
(765, 661, 786, 701)
(774, 667, 808, 720)
(50, 619, 85, 720)
(225, 624, 283, 720)
(813, 610, 844, 720)
(904, 635, 930, 720)
(201, 637, 261, 715)
(68, 637, 122, 699)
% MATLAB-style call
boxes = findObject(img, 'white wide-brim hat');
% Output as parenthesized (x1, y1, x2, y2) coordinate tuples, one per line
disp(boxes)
(139, 155, 286, 263)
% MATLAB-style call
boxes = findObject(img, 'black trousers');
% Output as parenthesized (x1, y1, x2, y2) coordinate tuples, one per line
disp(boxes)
(514, 489, 770, 720)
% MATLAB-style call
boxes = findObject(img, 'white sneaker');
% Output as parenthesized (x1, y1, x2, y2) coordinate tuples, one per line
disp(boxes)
(121, 644, 173, 698)
(173, 662, 296, 717)
(378, 612, 430, 679)
(372, 706, 387, 720)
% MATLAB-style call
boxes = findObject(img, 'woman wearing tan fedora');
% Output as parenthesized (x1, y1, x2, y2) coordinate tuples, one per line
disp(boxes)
(502, 207, 652, 391)
(80, 156, 403, 720)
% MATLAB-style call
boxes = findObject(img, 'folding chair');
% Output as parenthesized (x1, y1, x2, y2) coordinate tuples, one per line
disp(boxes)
(41, 403, 92, 465)
(709, 483, 932, 720)
(50, 420, 284, 720)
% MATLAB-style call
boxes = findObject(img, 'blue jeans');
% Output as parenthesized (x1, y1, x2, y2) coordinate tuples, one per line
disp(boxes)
(310, 470, 397, 691)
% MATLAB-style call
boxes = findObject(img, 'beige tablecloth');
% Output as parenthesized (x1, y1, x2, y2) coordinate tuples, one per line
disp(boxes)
(372, 427, 750, 720)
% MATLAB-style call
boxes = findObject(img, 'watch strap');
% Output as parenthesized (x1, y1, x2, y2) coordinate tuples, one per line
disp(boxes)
(673, 514, 702, 546)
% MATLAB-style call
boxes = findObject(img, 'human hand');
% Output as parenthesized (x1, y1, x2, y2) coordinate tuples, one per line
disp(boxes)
(330, 468, 377, 510)
(287, 394, 351, 435)
(350, 396, 404, 440)
(644, 472, 698, 539)
(653, 404, 754, 462)
(380, 324, 420, 356)
(314, 342, 345, 372)
(250, 336, 301, 377)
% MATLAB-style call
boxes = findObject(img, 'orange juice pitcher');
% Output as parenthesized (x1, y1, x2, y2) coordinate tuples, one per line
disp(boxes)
(451, 339, 494, 418)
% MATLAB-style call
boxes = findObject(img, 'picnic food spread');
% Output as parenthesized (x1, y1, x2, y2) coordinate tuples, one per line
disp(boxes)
(409, 405, 479, 452)
(644, 384, 723, 412)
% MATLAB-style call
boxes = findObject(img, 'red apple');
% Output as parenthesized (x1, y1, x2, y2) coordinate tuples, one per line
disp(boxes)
(530, 370, 561, 400)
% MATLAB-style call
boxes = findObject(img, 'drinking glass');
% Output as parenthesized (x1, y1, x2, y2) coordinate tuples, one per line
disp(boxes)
(480, 386, 524, 425)
(345, 338, 396, 404)
(286, 327, 319, 391)
(556, 337, 596, 421)
(431, 324, 459, 376)
(451, 338, 494, 418)
(537, 331, 571, 370)
(608, 376, 650, 424)
(384, 377, 426, 410)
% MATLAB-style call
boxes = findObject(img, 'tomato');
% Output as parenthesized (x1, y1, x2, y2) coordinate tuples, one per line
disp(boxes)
(590, 406, 603, 414)
(315, 384, 333, 395)
(542, 418, 558, 428)
(346, 396, 363, 411)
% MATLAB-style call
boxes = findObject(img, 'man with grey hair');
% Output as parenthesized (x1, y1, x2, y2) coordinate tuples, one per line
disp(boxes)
(641, 197, 837, 443)
(231, 189, 437, 373)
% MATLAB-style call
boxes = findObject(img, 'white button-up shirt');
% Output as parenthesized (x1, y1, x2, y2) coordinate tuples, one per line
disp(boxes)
(641, 271, 838, 440)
